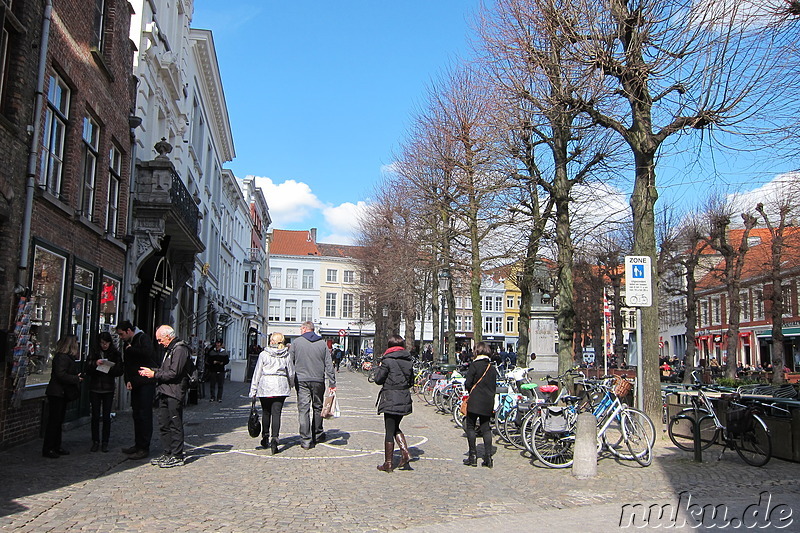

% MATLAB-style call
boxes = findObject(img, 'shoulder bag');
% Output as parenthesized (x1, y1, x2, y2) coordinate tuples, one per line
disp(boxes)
(460, 362, 491, 417)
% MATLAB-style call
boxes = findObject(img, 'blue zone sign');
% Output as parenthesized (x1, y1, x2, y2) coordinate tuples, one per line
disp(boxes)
(625, 256, 652, 307)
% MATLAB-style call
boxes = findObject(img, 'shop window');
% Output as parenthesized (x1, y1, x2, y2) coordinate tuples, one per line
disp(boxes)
(28, 245, 67, 386)
(99, 275, 119, 329)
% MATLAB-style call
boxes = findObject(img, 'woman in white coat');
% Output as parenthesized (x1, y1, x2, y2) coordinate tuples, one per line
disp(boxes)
(249, 332, 295, 454)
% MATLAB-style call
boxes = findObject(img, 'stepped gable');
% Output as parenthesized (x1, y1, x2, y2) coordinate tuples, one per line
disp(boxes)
(271, 229, 320, 256)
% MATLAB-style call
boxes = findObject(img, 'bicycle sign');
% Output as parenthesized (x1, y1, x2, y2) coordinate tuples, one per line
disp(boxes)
(625, 256, 652, 307)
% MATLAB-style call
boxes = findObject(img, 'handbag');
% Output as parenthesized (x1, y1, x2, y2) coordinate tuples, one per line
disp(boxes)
(460, 362, 491, 416)
(247, 397, 261, 438)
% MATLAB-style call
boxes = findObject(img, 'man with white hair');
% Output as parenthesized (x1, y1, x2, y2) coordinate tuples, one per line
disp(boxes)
(139, 325, 192, 468)
(290, 321, 335, 449)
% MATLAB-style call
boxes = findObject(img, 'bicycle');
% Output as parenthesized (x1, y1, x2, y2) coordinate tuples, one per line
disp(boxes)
(667, 372, 777, 467)
(530, 375, 655, 468)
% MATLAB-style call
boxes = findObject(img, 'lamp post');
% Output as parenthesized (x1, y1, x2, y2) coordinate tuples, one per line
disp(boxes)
(438, 268, 450, 364)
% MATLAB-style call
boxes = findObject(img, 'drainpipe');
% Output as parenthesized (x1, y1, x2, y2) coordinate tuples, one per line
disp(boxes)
(17, 0, 53, 293)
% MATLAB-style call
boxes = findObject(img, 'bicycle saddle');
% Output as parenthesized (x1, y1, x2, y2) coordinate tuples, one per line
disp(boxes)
(539, 385, 559, 394)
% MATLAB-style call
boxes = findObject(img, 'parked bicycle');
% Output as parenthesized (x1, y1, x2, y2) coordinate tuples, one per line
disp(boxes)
(667, 371, 780, 467)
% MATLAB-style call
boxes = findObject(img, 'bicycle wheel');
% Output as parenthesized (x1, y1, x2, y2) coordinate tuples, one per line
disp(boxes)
(452, 400, 465, 429)
(493, 408, 509, 441)
(622, 410, 652, 466)
(732, 414, 771, 467)
(667, 409, 718, 451)
(606, 408, 656, 459)
(530, 418, 575, 468)
(504, 408, 526, 450)
(521, 406, 543, 454)
(367, 368, 376, 383)
(421, 381, 436, 405)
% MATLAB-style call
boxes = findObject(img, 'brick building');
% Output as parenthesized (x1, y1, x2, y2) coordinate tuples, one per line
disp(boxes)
(0, 0, 136, 448)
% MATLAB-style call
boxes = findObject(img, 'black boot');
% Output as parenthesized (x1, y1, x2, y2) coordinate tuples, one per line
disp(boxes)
(395, 433, 411, 469)
(482, 454, 493, 468)
(377, 441, 394, 472)
(463, 451, 477, 467)
(270, 438, 279, 455)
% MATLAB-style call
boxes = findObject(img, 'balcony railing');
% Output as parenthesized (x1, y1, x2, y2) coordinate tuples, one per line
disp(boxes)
(170, 171, 200, 235)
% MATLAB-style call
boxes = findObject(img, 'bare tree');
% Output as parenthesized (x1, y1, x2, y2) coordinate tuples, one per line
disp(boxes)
(755, 191, 800, 384)
(706, 199, 758, 379)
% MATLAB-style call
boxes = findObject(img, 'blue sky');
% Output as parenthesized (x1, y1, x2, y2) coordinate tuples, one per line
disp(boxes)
(193, 1, 797, 244)
(192, 1, 481, 243)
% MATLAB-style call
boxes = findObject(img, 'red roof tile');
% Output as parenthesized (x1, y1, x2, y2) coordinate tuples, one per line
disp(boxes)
(270, 229, 320, 256)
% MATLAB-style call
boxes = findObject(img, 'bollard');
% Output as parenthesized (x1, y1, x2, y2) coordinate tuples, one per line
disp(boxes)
(572, 412, 597, 479)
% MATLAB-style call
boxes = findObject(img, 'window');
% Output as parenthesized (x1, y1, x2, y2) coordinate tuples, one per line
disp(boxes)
(244, 269, 256, 303)
(106, 146, 121, 236)
(42, 75, 70, 196)
(191, 97, 205, 159)
(359, 295, 369, 318)
(507, 315, 515, 332)
(28, 245, 67, 386)
(343, 270, 355, 283)
(0, 21, 8, 111)
(740, 291, 750, 322)
(754, 289, 764, 320)
(285, 269, 298, 289)
(712, 298, 721, 325)
(456, 296, 463, 309)
(342, 293, 354, 318)
(81, 117, 99, 219)
(99, 275, 119, 328)
(302, 269, 314, 289)
(301, 300, 313, 322)
(285, 300, 297, 322)
(92, 0, 107, 52)
(325, 293, 337, 317)
(495, 316, 503, 334)
(269, 268, 281, 289)
(507, 296, 514, 309)
(495, 296, 503, 311)
(484, 316, 493, 333)
(326, 269, 338, 283)
(464, 315, 473, 331)
(456, 316, 463, 331)
(782, 285, 793, 318)
(268, 300, 280, 321)
(484, 296, 493, 312)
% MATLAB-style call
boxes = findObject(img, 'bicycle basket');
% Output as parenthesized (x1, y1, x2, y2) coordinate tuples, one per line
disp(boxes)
(726, 406, 754, 435)
(613, 375, 632, 398)
(542, 406, 569, 433)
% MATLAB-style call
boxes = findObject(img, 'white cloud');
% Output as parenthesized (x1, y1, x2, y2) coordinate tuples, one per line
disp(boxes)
(248, 175, 323, 227)
(322, 201, 370, 240)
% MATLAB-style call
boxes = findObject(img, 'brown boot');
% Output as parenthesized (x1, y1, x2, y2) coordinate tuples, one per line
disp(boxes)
(377, 441, 394, 472)
(395, 433, 411, 469)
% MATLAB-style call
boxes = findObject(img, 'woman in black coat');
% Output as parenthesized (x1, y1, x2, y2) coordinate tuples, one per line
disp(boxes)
(374, 334, 414, 472)
(42, 335, 83, 458)
(462, 342, 498, 467)
(86, 331, 124, 452)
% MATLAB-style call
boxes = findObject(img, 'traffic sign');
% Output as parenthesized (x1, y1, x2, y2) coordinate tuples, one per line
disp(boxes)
(338, 329, 347, 336)
(625, 255, 652, 307)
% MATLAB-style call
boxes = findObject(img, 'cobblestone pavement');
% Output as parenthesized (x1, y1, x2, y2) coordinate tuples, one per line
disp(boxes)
(2, 371, 799, 532)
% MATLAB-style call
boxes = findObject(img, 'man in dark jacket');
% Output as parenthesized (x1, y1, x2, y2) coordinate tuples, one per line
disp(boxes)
(205, 339, 229, 402)
(139, 325, 192, 468)
(289, 321, 336, 449)
(116, 320, 158, 459)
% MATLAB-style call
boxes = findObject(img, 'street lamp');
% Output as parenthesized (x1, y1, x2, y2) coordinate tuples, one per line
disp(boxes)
(438, 267, 450, 364)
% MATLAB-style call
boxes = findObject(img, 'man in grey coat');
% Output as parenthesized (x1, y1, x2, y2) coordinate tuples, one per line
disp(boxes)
(289, 321, 335, 449)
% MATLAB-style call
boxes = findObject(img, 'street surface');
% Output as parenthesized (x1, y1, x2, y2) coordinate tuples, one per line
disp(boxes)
(1, 370, 799, 532)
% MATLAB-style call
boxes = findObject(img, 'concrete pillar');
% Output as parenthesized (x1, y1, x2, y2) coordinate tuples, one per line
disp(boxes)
(572, 412, 597, 479)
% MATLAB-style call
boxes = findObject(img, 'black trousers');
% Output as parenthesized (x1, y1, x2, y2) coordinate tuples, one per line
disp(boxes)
(90, 391, 114, 444)
(259, 396, 287, 440)
(465, 412, 493, 458)
(157, 394, 184, 457)
(130, 383, 155, 452)
(42, 395, 67, 453)
(208, 370, 225, 399)
(383, 413, 404, 443)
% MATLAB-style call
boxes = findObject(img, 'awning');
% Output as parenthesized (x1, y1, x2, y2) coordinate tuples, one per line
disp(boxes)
(756, 327, 800, 338)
